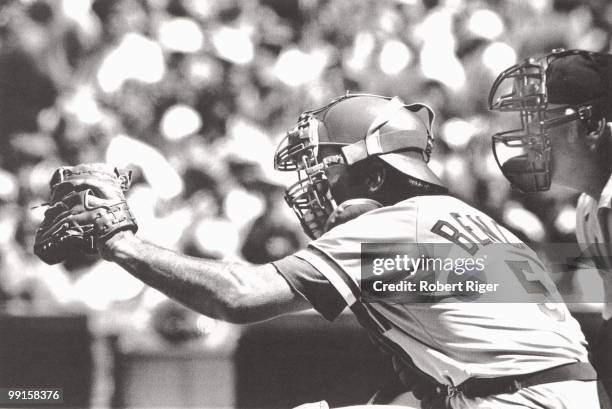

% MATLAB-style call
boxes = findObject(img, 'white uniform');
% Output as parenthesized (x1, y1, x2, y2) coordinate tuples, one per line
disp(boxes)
(575, 173, 612, 276)
(277, 195, 598, 409)
(574, 173, 612, 409)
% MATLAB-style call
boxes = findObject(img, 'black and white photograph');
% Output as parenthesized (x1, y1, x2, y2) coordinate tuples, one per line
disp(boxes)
(0, 0, 611, 408)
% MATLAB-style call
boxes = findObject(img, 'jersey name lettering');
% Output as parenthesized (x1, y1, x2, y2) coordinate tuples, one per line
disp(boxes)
(430, 212, 524, 255)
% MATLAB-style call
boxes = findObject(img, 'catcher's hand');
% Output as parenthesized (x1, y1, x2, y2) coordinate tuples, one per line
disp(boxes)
(34, 163, 138, 265)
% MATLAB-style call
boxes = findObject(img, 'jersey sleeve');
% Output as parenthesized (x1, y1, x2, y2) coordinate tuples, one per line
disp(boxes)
(601, 207, 612, 243)
(293, 200, 421, 310)
(576, 192, 612, 270)
(575, 193, 596, 247)
(588, 172, 612, 245)
(593, 206, 612, 270)
(272, 254, 346, 321)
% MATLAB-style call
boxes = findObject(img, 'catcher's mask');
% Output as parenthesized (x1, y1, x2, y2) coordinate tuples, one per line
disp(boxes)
(488, 48, 612, 193)
(274, 93, 443, 239)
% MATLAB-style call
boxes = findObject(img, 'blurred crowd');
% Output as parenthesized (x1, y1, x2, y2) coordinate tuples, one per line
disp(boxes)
(0, 0, 611, 325)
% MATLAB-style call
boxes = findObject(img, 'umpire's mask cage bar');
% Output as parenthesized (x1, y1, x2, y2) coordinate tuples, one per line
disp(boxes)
(488, 49, 597, 193)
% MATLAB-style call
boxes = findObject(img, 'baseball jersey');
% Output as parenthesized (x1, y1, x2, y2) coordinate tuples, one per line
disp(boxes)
(575, 173, 612, 272)
(274, 195, 589, 389)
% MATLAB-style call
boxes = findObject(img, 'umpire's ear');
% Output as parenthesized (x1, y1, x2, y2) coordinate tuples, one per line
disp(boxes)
(585, 117, 608, 147)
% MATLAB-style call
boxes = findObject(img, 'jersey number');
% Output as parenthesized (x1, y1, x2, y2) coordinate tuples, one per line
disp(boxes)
(505, 260, 565, 322)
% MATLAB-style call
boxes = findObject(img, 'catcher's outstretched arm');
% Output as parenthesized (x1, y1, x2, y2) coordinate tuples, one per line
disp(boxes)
(103, 231, 312, 324)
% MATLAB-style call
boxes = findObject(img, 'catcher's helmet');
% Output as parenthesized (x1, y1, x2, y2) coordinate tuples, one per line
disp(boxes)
(274, 93, 444, 239)
(488, 49, 612, 193)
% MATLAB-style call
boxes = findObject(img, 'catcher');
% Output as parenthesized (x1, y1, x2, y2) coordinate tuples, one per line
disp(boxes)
(488, 48, 612, 402)
(34, 94, 598, 409)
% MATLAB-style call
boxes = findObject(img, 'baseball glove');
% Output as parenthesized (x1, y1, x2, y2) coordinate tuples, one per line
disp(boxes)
(34, 163, 138, 265)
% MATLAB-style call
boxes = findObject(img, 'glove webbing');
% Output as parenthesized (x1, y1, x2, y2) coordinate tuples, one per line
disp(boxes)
(51, 168, 132, 191)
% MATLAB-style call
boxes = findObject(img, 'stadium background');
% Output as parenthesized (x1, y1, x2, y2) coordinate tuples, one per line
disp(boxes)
(0, 0, 609, 407)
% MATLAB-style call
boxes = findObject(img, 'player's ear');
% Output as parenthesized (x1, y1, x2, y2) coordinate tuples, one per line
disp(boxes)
(364, 160, 386, 193)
